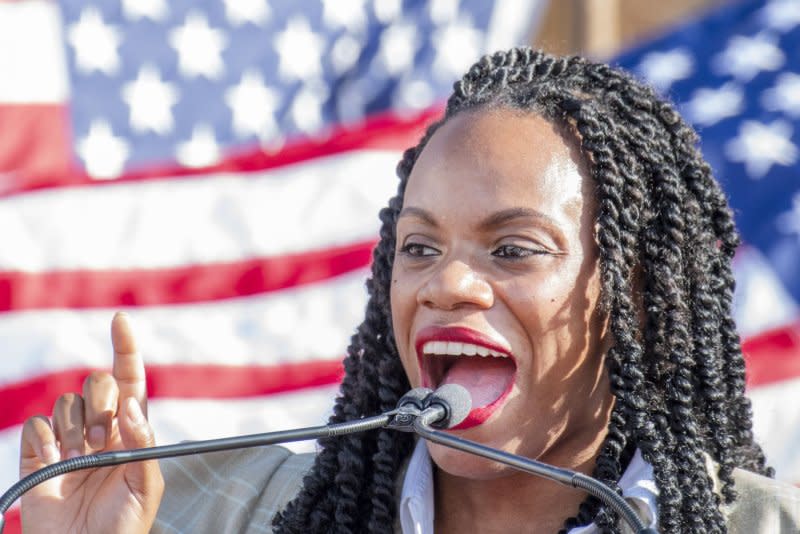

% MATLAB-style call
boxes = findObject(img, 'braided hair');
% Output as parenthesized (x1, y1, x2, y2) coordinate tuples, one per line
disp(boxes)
(273, 48, 772, 533)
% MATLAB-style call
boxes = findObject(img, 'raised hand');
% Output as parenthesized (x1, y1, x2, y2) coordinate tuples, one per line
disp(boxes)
(19, 312, 164, 534)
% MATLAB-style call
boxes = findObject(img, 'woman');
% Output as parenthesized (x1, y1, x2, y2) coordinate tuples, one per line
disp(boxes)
(18, 48, 800, 533)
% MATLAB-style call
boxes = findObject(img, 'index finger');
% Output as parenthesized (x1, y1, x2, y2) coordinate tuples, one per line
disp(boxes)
(111, 311, 148, 416)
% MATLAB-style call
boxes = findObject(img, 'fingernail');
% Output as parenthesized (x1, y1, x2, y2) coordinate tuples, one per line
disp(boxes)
(88, 425, 106, 449)
(42, 443, 60, 464)
(126, 397, 145, 425)
(67, 449, 82, 459)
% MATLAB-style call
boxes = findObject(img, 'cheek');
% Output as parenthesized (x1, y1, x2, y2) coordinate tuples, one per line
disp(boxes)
(389, 274, 420, 385)
(505, 266, 599, 378)
(504, 270, 571, 329)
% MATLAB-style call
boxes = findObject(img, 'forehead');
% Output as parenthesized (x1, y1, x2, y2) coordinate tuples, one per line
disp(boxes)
(404, 108, 592, 220)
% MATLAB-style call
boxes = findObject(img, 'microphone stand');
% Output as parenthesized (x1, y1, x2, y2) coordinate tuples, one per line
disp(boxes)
(0, 412, 394, 531)
(412, 409, 658, 534)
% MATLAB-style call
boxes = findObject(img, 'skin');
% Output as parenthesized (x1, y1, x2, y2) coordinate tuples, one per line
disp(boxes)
(18, 107, 614, 533)
(391, 108, 615, 532)
(19, 312, 163, 534)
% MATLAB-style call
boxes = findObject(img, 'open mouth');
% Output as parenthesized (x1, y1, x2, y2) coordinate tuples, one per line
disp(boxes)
(416, 327, 517, 429)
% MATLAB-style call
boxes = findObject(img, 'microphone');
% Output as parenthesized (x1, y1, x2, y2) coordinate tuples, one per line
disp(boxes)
(411, 384, 657, 534)
(0, 399, 419, 531)
(417, 383, 471, 429)
(387, 384, 471, 432)
(397, 386, 434, 411)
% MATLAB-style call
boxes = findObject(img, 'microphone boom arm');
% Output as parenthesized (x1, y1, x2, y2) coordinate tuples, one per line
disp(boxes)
(413, 410, 658, 534)
(0, 412, 392, 527)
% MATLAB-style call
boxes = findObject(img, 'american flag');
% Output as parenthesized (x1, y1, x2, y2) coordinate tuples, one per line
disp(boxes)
(3, 0, 800, 529)
(614, 0, 800, 486)
(0, 0, 544, 530)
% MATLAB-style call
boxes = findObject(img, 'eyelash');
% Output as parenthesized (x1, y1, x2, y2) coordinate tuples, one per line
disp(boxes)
(399, 242, 546, 259)
(399, 243, 439, 257)
(491, 244, 542, 259)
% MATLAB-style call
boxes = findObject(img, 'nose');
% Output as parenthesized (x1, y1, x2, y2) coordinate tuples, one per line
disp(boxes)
(417, 259, 494, 310)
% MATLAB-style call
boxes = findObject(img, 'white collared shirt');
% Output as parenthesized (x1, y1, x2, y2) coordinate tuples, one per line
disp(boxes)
(399, 439, 659, 534)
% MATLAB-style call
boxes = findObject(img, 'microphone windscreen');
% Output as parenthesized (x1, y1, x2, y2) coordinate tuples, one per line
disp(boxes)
(397, 387, 433, 410)
(430, 384, 472, 428)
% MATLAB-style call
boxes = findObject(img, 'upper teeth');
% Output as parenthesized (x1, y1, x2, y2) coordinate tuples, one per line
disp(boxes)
(422, 341, 508, 358)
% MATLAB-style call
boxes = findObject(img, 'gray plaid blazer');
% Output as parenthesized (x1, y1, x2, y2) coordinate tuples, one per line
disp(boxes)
(151, 445, 800, 533)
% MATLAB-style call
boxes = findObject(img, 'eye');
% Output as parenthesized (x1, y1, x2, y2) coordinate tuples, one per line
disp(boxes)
(399, 242, 440, 257)
(492, 244, 543, 259)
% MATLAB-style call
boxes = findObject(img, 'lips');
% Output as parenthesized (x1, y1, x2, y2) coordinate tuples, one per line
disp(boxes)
(415, 326, 517, 430)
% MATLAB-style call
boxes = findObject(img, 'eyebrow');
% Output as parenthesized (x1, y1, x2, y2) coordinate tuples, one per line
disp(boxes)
(477, 207, 559, 231)
(397, 206, 439, 227)
(397, 206, 559, 231)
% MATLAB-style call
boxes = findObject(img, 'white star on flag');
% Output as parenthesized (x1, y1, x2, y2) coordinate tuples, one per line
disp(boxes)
(636, 48, 694, 91)
(762, 72, 800, 118)
(122, 64, 180, 134)
(725, 119, 798, 179)
(377, 22, 418, 76)
(322, 0, 367, 32)
(760, 0, 800, 32)
(684, 82, 744, 126)
(223, 0, 270, 27)
(176, 124, 221, 167)
(432, 14, 484, 81)
(373, 0, 402, 23)
(67, 7, 121, 75)
(430, 0, 461, 24)
(393, 77, 435, 111)
(77, 120, 130, 179)
(169, 11, 228, 80)
(290, 81, 329, 135)
(273, 16, 326, 82)
(331, 34, 363, 75)
(225, 70, 280, 141)
(121, 0, 168, 22)
(712, 33, 785, 81)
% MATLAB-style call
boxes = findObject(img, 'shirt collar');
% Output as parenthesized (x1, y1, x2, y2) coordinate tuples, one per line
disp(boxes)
(399, 441, 659, 534)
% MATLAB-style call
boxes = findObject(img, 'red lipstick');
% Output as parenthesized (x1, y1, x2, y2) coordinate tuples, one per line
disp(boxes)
(414, 326, 516, 430)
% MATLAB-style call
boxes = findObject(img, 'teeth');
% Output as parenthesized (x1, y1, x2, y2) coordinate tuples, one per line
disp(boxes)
(446, 342, 462, 355)
(422, 341, 507, 358)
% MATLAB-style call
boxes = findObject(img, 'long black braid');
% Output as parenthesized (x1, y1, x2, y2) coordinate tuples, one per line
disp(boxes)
(274, 48, 771, 533)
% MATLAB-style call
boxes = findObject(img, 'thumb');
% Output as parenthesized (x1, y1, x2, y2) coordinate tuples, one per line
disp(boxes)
(118, 397, 163, 499)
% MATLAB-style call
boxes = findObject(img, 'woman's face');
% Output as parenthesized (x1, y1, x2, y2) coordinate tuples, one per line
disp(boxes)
(390, 107, 614, 479)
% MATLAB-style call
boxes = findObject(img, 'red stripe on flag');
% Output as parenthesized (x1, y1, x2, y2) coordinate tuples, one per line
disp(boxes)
(0, 240, 375, 311)
(1, 106, 441, 198)
(743, 320, 800, 388)
(2, 360, 344, 431)
(0, 104, 73, 182)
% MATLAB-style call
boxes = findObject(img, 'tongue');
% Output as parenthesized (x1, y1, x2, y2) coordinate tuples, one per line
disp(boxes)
(441, 357, 516, 408)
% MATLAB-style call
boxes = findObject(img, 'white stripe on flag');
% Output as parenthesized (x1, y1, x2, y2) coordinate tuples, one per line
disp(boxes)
(0, 149, 400, 271)
(0, 270, 368, 387)
(0, 0, 69, 103)
(0, 385, 340, 501)
(733, 245, 799, 338)
(750, 377, 800, 482)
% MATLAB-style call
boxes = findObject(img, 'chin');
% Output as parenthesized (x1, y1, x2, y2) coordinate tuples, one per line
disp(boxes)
(426, 441, 515, 481)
